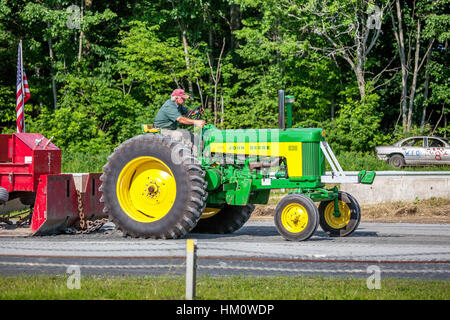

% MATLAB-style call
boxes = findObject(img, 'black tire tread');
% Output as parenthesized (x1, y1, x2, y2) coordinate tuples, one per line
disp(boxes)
(318, 191, 361, 237)
(191, 204, 255, 234)
(100, 134, 207, 239)
(274, 194, 319, 241)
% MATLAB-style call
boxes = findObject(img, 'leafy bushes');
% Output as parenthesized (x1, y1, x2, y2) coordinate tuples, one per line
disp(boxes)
(0, 0, 447, 171)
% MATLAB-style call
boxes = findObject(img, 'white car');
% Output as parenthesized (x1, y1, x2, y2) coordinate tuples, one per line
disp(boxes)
(375, 136, 450, 167)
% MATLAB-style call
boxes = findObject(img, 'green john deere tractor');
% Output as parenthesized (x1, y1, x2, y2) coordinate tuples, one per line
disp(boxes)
(100, 90, 375, 241)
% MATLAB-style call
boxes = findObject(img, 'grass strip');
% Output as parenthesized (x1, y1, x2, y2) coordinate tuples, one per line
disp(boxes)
(0, 275, 448, 300)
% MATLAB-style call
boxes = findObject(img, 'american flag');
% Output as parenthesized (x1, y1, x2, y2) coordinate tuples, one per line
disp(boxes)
(16, 40, 30, 133)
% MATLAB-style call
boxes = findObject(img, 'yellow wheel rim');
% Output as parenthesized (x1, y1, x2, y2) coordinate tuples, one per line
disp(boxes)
(201, 207, 221, 219)
(116, 156, 176, 223)
(281, 203, 309, 233)
(324, 201, 351, 229)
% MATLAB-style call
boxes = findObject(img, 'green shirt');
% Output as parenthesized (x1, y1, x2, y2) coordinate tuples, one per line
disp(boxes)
(154, 99, 189, 130)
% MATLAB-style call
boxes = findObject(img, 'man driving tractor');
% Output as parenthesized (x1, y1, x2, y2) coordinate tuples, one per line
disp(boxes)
(153, 88, 205, 156)
(154, 89, 205, 130)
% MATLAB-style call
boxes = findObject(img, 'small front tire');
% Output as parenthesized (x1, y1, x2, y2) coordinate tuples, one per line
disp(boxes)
(318, 191, 361, 237)
(274, 194, 319, 241)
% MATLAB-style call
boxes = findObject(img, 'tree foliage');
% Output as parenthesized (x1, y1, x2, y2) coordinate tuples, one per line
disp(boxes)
(0, 0, 448, 155)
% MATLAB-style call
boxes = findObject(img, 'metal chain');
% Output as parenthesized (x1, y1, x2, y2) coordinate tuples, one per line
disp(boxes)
(82, 218, 109, 234)
(76, 190, 86, 230)
(75, 190, 108, 234)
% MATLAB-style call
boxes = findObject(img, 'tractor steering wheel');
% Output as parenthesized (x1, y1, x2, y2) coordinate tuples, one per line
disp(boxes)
(186, 105, 203, 119)
(186, 105, 204, 132)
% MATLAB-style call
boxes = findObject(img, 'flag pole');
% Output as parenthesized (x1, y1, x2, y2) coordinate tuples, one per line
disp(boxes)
(19, 39, 25, 133)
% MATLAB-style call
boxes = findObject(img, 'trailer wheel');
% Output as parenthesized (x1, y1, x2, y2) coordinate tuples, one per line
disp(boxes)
(274, 194, 319, 241)
(0, 187, 8, 205)
(100, 134, 207, 239)
(191, 204, 255, 234)
(318, 191, 361, 237)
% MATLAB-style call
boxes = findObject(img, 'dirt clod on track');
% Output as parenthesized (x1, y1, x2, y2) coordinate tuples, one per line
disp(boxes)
(250, 197, 450, 224)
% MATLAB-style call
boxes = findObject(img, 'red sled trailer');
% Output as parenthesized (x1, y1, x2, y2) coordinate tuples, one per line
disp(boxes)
(0, 133, 107, 235)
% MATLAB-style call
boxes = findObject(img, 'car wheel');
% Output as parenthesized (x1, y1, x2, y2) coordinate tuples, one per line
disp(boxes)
(389, 154, 405, 168)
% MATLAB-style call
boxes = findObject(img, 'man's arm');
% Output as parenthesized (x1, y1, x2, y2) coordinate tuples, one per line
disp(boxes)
(177, 116, 205, 128)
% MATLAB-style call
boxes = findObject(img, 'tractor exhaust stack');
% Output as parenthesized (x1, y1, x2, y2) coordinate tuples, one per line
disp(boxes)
(278, 89, 285, 129)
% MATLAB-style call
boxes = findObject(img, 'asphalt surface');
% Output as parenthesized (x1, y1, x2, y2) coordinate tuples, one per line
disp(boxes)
(0, 221, 449, 280)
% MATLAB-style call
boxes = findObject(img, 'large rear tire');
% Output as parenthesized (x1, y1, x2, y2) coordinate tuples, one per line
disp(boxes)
(100, 134, 207, 239)
(191, 204, 255, 234)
